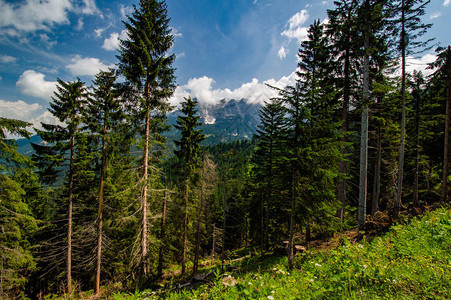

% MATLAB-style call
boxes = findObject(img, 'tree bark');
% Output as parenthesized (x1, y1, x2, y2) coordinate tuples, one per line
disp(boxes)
(337, 17, 351, 223)
(358, 9, 370, 233)
(157, 178, 168, 278)
(193, 163, 205, 275)
(95, 120, 107, 295)
(67, 133, 75, 294)
(371, 122, 381, 215)
(141, 105, 150, 277)
(441, 47, 451, 203)
(181, 180, 189, 276)
(395, 0, 406, 217)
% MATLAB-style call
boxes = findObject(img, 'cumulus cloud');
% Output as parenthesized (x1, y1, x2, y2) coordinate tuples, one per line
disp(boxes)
(94, 27, 105, 37)
(66, 55, 114, 76)
(281, 10, 310, 43)
(406, 54, 437, 77)
(444, 0, 450, 7)
(0, 0, 100, 35)
(0, 54, 17, 63)
(278, 46, 288, 59)
(102, 30, 128, 51)
(16, 70, 57, 101)
(0, 99, 42, 121)
(169, 72, 297, 107)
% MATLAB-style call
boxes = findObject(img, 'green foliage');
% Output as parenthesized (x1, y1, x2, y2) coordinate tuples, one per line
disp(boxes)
(119, 207, 451, 299)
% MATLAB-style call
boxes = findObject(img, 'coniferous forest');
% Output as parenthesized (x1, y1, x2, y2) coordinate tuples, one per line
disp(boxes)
(1, 0, 451, 299)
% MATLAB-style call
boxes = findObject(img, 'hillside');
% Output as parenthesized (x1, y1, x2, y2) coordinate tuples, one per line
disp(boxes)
(112, 207, 451, 299)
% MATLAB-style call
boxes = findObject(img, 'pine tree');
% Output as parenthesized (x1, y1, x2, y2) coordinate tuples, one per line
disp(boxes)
(326, 0, 360, 221)
(174, 97, 206, 276)
(0, 118, 38, 298)
(429, 46, 451, 202)
(251, 98, 287, 251)
(117, 0, 176, 276)
(86, 69, 126, 295)
(32, 78, 87, 294)
(389, 0, 432, 215)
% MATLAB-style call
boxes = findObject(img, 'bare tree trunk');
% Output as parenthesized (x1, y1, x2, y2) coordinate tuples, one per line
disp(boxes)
(141, 110, 150, 276)
(414, 86, 421, 204)
(372, 123, 381, 215)
(181, 180, 189, 276)
(441, 51, 451, 203)
(395, 0, 406, 217)
(260, 193, 264, 252)
(193, 164, 205, 275)
(211, 224, 215, 258)
(157, 178, 168, 278)
(288, 169, 297, 270)
(358, 12, 370, 233)
(95, 121, 107, 295)
(67, 134, 75, 294)
(337, 30, 351, 223)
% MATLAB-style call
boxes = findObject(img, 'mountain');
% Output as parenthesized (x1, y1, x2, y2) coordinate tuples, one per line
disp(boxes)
(16, 98, 262, 155)
(167, 98, 262, 146)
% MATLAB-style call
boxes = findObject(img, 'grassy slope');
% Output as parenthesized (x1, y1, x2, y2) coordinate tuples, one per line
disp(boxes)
(110, 207, 451, 299)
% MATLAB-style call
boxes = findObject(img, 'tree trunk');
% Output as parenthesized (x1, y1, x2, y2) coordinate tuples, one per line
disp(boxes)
(181, 180, 189, 276)
(358, 12, 370, 233)
(67, 134, 75, 294)
(211, 224, 215, 258)
(337, 26, 351, 223)
(414, 83, 421, 204)
(157, 177, 168, 278)
(141, 109, 150, 276)
(193, 164, 205, 275)
(441, 48, 451, 203)
(288, 168, 297, 270)
(395, 0, 406, 217)
(95, 121, 107, 295)
(371, 123, 381, 215)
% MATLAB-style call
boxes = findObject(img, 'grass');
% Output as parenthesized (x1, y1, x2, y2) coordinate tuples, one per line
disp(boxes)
(111, 207, 451, 299)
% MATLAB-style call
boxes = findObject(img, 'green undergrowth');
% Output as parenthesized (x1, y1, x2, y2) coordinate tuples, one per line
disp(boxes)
(113, 207, 451, 299)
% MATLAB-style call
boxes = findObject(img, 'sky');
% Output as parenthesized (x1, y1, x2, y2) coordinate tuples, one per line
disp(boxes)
(0, 0, 450, 131)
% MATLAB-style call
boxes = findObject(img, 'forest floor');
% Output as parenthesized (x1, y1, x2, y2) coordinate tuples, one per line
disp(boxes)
(70, 204, 450, 299)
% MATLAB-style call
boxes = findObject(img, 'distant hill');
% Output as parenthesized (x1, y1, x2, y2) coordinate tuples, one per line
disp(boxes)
(16, 98, 262, 156)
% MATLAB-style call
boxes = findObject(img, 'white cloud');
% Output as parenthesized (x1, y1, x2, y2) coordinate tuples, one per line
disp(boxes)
(169, 71, 298, 107)
(30, 110, 64, 130)
(278, 46, 288, 59)
(40, 33, 56, 48)
(177, 52, 186, 59)
(0, 99, 42, 121)
(0, 54, 17, 63)
(76, 18, 84, 30)
(170, 27, 183, 38)
(444, 0, 450, 7)
(0, 0, 100, 35)
(253, 0, 258, 4)
(0, 0, 72, 32)
(120, 4, 133, 19)
(430, 12, 441, 19)
(102, 30, 128, 51)
(16, 70, 56, 101)
(66, 55, 114, 76)
(94, 28, 105, 37)
(281, 10, 310, 43)
(406, 54, 437, 77)
(77, 0, 100, 15)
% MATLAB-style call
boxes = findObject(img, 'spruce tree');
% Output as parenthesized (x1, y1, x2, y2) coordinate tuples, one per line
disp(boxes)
(117, 0, 176, 276)
(429, 46, 451, 202)
(251, 98, 287, 251)
(174, 97, 205, 276)
(0, 118, 38, 298)
(32, 78, 87, 294)
(389, 0, 432, 214)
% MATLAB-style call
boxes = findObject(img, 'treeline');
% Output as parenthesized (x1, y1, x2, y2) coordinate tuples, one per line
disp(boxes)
(1, 0, 451, 298)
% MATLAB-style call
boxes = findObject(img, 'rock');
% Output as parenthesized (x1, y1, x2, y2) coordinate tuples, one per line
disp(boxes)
(221, 275, 237, 287)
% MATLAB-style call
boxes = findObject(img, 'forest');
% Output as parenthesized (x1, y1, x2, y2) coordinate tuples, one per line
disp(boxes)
(1, 0, 451, 299)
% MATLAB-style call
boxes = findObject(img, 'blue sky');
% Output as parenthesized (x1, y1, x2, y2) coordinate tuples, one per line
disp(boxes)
(0, 0, 450, 131)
